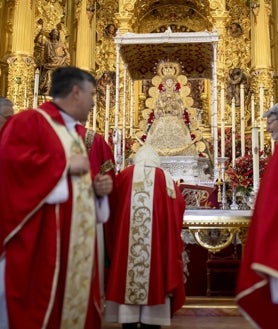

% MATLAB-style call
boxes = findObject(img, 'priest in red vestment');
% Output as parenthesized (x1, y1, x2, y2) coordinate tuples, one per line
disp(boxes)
(105, 144, 185, 329)
(0, 67, 112, 329)
(236, 104, 278, 329)
(76, 123, 117, 305)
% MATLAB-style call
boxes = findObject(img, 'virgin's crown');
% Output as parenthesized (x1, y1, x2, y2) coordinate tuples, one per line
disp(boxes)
(155, 60, 182, 78)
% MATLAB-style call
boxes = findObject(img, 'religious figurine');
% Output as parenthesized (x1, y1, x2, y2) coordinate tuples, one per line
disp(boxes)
(229, 22, 243, 38)
(226, 68, 250, 106)
(144, 60, 199, 156)
(35, 28, 70, 95)
(105, 23, 116, 38)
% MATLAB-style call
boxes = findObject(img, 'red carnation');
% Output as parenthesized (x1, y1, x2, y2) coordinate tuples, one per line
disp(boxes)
(158, 83, 165, 92)
(175, 82, 181, 91)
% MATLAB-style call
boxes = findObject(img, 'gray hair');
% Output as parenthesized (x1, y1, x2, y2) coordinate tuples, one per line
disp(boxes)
(0, 96, 13, 115)
(262, 103, 278, 119)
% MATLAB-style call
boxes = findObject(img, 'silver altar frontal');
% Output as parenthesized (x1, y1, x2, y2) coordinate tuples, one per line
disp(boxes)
(160, 156, 211, 185)
(183, 209, 251, 252)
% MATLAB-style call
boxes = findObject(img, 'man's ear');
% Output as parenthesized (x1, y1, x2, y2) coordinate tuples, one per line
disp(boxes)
(71, 84, 80, 99)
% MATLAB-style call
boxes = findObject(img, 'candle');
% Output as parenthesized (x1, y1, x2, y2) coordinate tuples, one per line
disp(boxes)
(104, 85, 110, 143)
(270, 96, 275, 154)
(24, 85, 27, 108)
(252, 126, 260, 194)
(240, 84, 245, 156)
(271, 139, 275, 154)
(122, 65, 127, 170)
(251, 93, 255, 126)
(130, 80, 134, 137)
(231, 98, 236, 168)
(220, 83, 225, 157)
(270, 95, 274, 108)
(33, 69, 40, 109)
(259, 84, 264, 152)
(92, 102, 97, 131)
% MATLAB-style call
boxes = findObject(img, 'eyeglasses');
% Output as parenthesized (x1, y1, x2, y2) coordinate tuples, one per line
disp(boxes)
(267, 118, 278, 125)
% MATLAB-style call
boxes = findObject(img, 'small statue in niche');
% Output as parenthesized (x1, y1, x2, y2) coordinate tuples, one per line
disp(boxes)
(105, 23, 116, 38)
(35, 28, 70, 95)
(226, 68, 249, 106)
(229, 22, 243, 38)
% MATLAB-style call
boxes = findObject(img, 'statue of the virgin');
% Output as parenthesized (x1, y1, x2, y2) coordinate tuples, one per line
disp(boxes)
(144, 60, 199, 156)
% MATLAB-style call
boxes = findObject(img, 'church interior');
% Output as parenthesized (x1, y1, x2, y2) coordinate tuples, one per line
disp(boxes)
(0, 0, 277, 327)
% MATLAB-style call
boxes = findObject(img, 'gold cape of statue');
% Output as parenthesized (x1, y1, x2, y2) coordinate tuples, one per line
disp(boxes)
(145, 60, 198, 157)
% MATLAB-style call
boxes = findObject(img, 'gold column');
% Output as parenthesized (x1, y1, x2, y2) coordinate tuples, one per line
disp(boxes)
(210, 1, 229, 132)
(6, 0, 35, 112)
(211, 4, 229, 83)
(75, 0, 94, 72)
(251, 0, 274, 102)
(271, 0, 278, 99)
(114, 12, 134, 33)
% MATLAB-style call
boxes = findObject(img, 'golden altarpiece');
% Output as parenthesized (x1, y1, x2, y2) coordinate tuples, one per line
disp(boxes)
(0, 1, 277, 273)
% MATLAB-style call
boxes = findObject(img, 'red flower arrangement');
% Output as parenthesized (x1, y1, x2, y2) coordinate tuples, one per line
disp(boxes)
(222, 127, 270, 193)
(226, 152, 269, 194)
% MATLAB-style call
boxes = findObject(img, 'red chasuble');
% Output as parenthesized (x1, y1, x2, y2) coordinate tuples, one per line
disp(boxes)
(0, 102, 101, 329)
(236, 145, 278, 328)
(106, 165, 185, 314)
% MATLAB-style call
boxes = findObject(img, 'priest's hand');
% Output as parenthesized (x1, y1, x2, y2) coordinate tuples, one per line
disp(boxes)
(68, 154, 90, 176)
(93, 173, 113, 197)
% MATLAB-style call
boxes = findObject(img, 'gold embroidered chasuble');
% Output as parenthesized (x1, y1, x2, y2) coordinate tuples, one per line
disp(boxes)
(125, 166, 155, 304)
(36, 109, 96, 329)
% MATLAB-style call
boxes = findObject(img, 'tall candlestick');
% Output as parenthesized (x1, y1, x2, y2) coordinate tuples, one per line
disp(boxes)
(24, 85, 27, 108)
(130, 80, 134, 137)
(231, 98, 236, 168)
(220, 83, 225, 157)
(252, 125, 260, 194)
(104, 85, 110, 143)
(270, 95, 274, 153)
(122, 65, 127, 170)
(240, 84, 245, 156)
(33, 69, 40, 109)
(270, 95, 274, 108)
(92, 102, 97, 131)
(259, 84, 264, 152)
(251, 93, 255, 126)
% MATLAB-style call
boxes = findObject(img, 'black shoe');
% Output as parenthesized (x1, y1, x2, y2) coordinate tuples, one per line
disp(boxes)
(140, 324, 161, 329)
(122, 323, 138, 329)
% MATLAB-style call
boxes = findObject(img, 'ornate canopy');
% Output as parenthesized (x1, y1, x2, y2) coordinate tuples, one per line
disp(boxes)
(113, 28, 220, 179)
(114, 28, 219, 80)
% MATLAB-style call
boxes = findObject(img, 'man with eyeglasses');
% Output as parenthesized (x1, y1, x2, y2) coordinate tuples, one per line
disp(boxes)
(263, 103, 278, 141)
(0, 97, 13, 130)
(236, 104, 278, 328)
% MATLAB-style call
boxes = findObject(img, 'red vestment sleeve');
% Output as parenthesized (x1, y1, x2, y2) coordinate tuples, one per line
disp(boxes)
(236, 146, 278, 328)
(0, 109, 66, 254)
